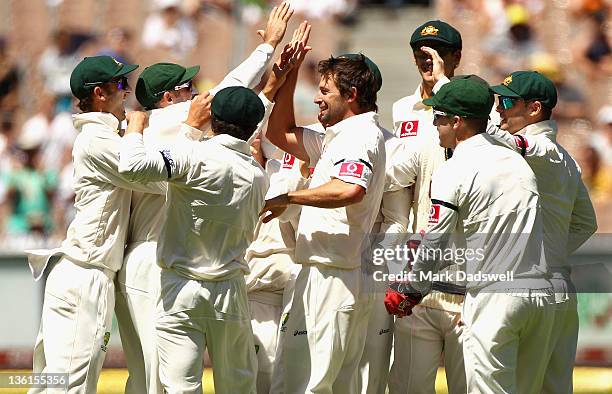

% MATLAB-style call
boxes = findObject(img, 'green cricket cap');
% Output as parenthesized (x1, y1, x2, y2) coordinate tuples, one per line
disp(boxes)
(70, 56, 138, 99)
(410, 20, 462, 50)
(339, 53, 383, 91)
(135, 63, 200, 109)
(423, 77, 493, 118)
(211, 87, 264, 129)
(490, 71, 558, 109)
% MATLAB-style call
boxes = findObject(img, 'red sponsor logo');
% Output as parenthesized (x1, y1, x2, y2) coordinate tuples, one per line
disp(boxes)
(429, 204, 441, 224)
(338, 161, 365, 178)
(399, 120, 419, 138)
(282, 153, 296, 169)
(513, 135, 528, 150)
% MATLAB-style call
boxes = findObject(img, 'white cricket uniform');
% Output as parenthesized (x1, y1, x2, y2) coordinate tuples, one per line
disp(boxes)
(118, 129, 269, 394)
(411, 132, 556, 394)
(115, 43, 275, 394)
(25, 112, 164, 394)
(487, 120, 597, 394)
(272, 112, 386, 394)
(246, 153, 310, 394)
(387, 86, 465, 394)
(357, 131, 411, 394)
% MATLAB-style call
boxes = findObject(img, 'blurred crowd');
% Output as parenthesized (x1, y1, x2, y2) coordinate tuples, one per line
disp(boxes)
(0, 0, 610, 250)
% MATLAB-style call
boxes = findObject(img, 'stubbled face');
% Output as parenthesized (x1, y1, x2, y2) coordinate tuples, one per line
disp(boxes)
(496, 96, 532, 134)
(314, 74, 351, 128)
(413, 43, 460, 84)
(103, 77, 131, 121)
(433, 112, 457, 148)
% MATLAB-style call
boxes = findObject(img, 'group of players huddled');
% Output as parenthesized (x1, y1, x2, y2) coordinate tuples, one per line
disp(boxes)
(25, 2, 597, 393)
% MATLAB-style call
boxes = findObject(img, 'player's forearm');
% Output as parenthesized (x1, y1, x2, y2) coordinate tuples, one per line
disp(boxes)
(286, 179, 364, 208)
(266, 69, 308, 161)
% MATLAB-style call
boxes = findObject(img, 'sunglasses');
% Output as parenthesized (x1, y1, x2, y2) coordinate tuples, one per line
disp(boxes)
(498, 96, 520, 110)
(84, 76, 130, 91)
(433, 109, 454, 122)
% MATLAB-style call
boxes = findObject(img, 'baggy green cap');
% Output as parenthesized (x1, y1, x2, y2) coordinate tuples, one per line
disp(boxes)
(339, 53, 383, 91)
(135, 63, 200, 109)
(70, 56, 138, 99)
(423, 77, 493, 118)
(211, 87, 264, 130)
(410, 20, 462, 50)
(490, 71, 558, 109)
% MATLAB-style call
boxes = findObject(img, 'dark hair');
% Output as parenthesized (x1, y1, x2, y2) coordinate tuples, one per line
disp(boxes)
(211, 113, 256, 141)
(540, 105, 552, 120)
(77, 83, 113, 112)
(317, 55, 378, 113)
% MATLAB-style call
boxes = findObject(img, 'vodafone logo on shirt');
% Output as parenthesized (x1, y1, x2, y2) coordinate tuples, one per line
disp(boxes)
(339, 161, 365, 178)
(399, 120, 419, 138)
(282, 153, 296, 169)
(429, 204, 441, 224)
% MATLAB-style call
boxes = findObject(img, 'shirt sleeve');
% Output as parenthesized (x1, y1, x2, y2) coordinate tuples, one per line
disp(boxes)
(302, 127, 325, 167)
(209, 44, 275, 95)
(86, 132, 167, 195)
(385, 138, 421, 191)
(118, 126, 193, 184)
(411, 164, 461, 293)
(486, 126, 552, 159)
(567, 177, 597, 254)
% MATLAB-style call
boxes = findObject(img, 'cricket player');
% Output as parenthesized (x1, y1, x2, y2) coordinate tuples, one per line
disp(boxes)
(488, 71, 597, 393)
(25, 56, 164, 393)
(388, 20, 466, 394)
(245, 151, 310, 393)
(114, 5, 295, 392)
(263, 31, 387, 391)
(118, 86, 269, 393)
(385, 77, 557, 394)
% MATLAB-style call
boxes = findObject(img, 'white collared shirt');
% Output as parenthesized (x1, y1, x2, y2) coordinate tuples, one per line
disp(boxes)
(487, 120, 597, 279)
(297, 111, 386, 269)
(411, 133, 552, 293)
(26, 112, 164, 280)
(119, 130, 269, 281)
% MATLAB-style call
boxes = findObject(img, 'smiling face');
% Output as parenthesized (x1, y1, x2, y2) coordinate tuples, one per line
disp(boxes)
(433, 110, 458, 148)
(413, 42, 461, 84)
(96, 76, 131, 121)
(314, 74, 351, 128)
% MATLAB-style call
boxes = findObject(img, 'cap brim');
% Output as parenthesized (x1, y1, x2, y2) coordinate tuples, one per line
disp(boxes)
(180, 65, 200, 84)
(422, 97, 437, 107)
(490, 84, 521, 98)
(114, 63, 139, 77)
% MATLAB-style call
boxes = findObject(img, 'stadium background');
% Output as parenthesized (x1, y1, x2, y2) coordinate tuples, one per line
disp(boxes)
(0, 0, 610, 392)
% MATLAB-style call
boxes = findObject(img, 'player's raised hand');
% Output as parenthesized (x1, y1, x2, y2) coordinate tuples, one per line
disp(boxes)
(186, 91, 213, 130)
(257, 1, 294, 49)
(125, 111, 149, 135)
(420, 46, 446, 85)
(290, 21, 312, 67)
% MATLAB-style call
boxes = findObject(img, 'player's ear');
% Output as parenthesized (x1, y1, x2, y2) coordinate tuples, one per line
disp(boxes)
(346, 86, 358, 103)
(529, 101, 543, 118)
(453, 50, 462, 69)
(163, 91, 173, 104)
(93, 86, 105, 101)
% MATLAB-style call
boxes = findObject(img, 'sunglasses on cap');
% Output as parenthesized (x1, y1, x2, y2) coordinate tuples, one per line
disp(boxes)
(84, 76, 130, 91)
(433, 109, 455, 122)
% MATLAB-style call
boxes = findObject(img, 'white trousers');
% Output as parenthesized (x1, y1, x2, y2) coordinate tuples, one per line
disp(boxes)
(156, 269, 257, 394)
(271, 265, 372, 394)
(249, 293, 283, 394)
(115, 241, 163, 394)
(543, 289, 578, 394)
(357, 274, 393, 394)
(30, 258, 114, 394)
(462, 291, 556, 394)
(388, 305, 465, 394)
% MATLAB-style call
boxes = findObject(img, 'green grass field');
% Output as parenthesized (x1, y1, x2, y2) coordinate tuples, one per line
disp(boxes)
(1, 367, 612, 393)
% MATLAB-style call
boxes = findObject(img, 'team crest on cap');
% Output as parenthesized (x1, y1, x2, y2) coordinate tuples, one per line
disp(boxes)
(503, 75, 513, 86)
(421, 25, 439, 36)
